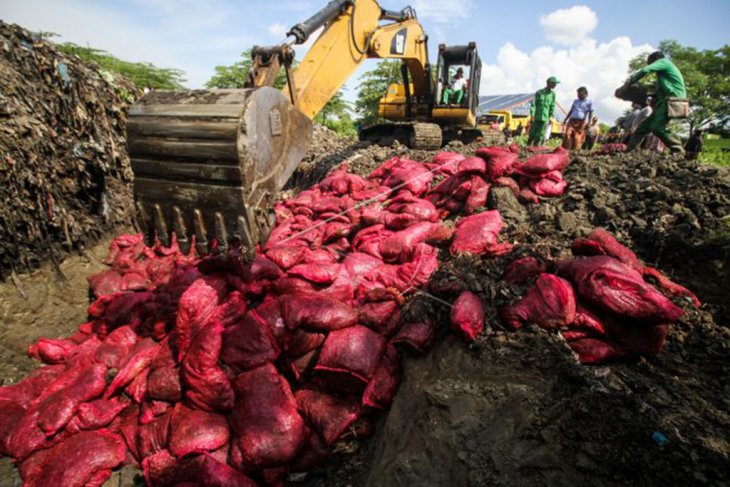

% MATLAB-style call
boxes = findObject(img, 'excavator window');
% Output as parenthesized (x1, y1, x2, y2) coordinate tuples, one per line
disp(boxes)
(439, 64, 470, 106)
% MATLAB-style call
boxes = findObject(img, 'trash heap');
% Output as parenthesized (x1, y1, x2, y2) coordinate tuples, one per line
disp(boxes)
(0, 21, 138, 276)
(0, 147, 696, 486)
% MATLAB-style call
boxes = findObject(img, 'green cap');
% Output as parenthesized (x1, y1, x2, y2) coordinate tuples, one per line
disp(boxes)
(547, 76, 560, 84)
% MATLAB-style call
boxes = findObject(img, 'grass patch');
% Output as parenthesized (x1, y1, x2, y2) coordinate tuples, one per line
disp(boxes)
(700, 138, 730, 166)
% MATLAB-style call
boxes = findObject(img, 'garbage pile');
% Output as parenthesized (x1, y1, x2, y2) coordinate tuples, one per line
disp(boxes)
(0, 147, 697, 486)
(0, 21, 137, 277)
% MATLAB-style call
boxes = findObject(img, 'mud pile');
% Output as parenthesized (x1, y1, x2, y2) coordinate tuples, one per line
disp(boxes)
(0, 21, 138, 277)
(293, 146, 730, 487)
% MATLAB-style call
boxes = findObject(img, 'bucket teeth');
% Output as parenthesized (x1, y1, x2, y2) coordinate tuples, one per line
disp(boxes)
(172, 206, 189, 253)
(135, 201, 151, 243)
(193, 209, 208, 255)
(214, 212, 228, 254)
(236, 215, 254, 250)
(153, 204, 169, 247)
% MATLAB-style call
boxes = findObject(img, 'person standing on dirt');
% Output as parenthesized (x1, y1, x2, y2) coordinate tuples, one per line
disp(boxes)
(582, 116, 600, 150)
(624, 51, 686, 154)
(528, 76, 559, 146)
(442, 67, 466, 105)
(562, 86, 593, 150)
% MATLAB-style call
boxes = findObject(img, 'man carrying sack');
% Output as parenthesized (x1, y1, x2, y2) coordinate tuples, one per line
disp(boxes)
(623, 51, 688, 154)
(562, 86, 594, 150)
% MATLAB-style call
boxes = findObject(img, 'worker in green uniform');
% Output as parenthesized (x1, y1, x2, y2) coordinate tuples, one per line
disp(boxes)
(624, 51, 686, 154)
(528, 76, 559, 146)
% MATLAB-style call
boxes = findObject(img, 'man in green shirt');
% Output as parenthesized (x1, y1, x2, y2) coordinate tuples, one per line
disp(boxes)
(528, 76, 559, 146)
(625, 51, 686, 154)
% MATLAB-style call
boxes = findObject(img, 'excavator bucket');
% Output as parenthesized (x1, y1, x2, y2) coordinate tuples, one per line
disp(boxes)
(127, 87, 312, 254)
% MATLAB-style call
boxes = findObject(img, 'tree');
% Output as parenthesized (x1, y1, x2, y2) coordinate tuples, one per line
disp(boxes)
(314, 90, 357, 136)
(355, 60, 402, 127)
(205, 50, 289, 89)
(628, 40, 729, 133)
(54, 42, 186, 90)
(206, 51, 355, 135)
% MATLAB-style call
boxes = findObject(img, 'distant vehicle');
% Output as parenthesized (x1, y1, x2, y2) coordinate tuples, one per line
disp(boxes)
(476, 110, 562, 139)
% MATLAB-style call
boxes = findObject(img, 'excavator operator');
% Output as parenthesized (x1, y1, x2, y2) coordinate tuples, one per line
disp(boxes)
(442, 67, 466, 105)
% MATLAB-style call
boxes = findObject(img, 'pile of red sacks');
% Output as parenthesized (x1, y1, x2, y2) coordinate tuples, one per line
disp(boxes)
(425, 145, 570, 208)
(0, 149, 525, 486)
(499, 228, 699, 364)
(0, 144, 698, 484)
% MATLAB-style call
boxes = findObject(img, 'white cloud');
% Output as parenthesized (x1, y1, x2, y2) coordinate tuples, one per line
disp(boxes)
(268, 22, 288, 39)
(540, 5, 598, 46)
(480, 36, 654, 123)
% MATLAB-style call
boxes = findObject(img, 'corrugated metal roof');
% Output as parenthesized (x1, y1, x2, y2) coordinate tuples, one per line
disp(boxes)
(478, 93, 569, 117)
(478, 94, 534, 116)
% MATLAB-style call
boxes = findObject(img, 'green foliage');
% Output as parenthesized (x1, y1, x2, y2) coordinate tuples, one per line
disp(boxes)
(206, 51, 355, 136)
(513, 134, 562, 148)
(55, 42, 186, 90)
(355, 60, 402, 127)
(205, 57, 250, 89)
(628, 40, 729, 132)
(314, 90, 356, 136)
(513, 134, 528, 147)
(700, 138, 730, 166)
(545, 137, 563, 148)
(205, 49, 289, 89)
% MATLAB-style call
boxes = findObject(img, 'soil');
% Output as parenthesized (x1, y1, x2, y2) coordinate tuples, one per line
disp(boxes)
(0, 126, 728, 486)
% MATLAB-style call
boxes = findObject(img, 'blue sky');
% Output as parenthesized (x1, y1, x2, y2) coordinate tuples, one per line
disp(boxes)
(2, 0, 728, 122)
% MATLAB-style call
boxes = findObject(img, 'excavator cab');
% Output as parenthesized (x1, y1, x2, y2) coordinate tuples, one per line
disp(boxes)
(367, 42, 482, 149)
(431, 42, 481, 126)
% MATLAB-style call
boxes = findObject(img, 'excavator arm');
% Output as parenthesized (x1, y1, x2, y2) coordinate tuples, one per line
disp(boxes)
(287, 0, 430, 119)
(127, 0, 432, 255)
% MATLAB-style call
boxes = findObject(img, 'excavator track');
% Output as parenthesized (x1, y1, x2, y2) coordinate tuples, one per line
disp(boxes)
(127, 88, 311, 254)
(359, 122, 443, 150)
(408, 123, 443, 150)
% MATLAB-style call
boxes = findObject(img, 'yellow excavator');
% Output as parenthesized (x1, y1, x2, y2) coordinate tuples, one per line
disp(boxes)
(127, 0, 482, 254)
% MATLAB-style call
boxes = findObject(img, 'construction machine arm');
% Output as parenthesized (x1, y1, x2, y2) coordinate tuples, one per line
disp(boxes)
(127, 1, 433, 255)
(284, 0, 430, 119)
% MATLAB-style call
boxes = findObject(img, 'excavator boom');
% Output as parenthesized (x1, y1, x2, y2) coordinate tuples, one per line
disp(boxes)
(127, 0, 437, 254)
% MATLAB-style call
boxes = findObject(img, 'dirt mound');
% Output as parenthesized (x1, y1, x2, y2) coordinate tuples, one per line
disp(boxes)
(291, 147, 730, 486)
(0, 21, 138, 278)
